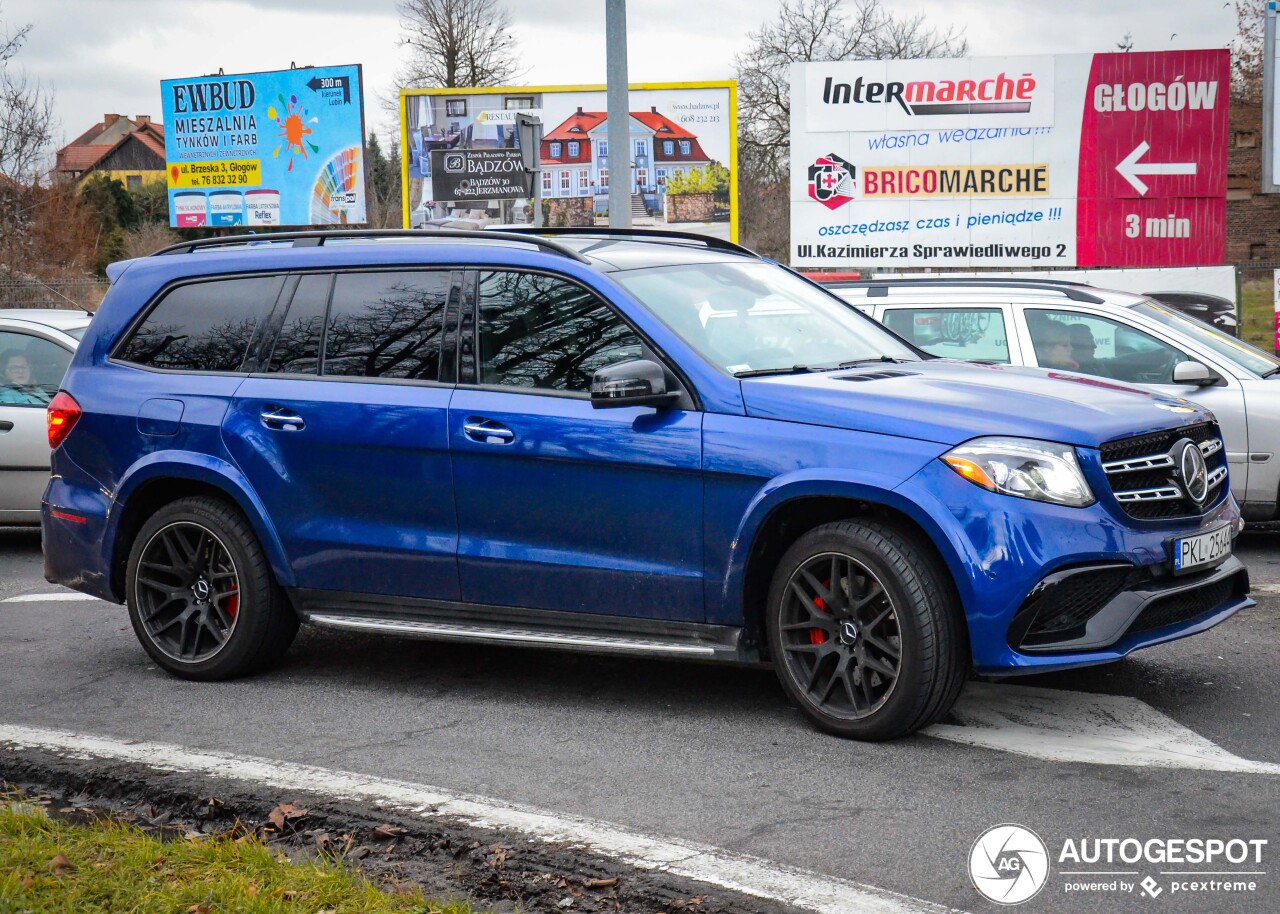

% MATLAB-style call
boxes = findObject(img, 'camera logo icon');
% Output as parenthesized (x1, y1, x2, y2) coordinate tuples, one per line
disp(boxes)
(969, 824, 1050, 905)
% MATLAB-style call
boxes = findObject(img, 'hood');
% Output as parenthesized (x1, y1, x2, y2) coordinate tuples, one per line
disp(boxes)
(740, 360, 1212, 449)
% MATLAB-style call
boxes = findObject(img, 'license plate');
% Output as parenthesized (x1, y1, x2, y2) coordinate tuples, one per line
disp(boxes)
(1172, 524, 1232, 574)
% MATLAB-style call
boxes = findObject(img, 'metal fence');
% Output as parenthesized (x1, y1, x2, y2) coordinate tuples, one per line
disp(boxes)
(0, 279, 107, 311)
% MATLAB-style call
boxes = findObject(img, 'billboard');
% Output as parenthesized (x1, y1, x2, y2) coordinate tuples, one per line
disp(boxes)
(400, 82, 736, 240)
(161, 65, 367, 228)
(791, 51, 1228, 268)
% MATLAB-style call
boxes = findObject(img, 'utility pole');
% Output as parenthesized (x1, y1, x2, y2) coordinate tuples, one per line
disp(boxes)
(605, 0, 631, 228)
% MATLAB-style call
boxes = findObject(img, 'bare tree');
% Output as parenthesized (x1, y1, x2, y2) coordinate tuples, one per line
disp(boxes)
(734, 0, 967, 258)
(395, 0, 521, 89)
(0, 7, 56, 184)
(1233, 0, 1264, 107)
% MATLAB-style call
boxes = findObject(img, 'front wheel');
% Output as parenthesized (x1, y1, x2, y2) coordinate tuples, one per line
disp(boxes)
(766, 519, 968, 740)
(126, 496, 297, 680)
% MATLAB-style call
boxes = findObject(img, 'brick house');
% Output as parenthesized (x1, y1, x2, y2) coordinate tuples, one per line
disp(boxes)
(55, 114, 166, 189)
(539, 106, 712, 214)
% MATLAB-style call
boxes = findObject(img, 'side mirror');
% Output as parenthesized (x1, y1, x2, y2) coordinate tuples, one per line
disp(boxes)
(590, 359, 680, 409)
(1172, 360, 1217, 387)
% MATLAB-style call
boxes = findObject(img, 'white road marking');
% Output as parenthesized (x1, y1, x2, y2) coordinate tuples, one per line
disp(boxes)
(0, 724, 965, 914)
(925, 683, 1280, 775)
(1, 592, 105, 603)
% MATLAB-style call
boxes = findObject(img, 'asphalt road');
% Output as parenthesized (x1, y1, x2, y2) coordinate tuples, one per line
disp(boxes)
(2, 524, 1279, 913)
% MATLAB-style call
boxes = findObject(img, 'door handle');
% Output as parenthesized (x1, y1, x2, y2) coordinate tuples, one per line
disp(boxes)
(0, 420, 12, 432)
(463, 418, 515, 444)
(260, 407, 305, 431)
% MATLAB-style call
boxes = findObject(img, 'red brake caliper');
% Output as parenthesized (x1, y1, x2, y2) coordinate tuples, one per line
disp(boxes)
(810, 579, 830, 644)
(225, 580, 239, 621)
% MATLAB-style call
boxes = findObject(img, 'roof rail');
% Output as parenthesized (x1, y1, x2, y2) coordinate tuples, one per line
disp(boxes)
(150, 229, 592, 264)
(842, 277, 1106, 304)
(492, 226, 759, 258)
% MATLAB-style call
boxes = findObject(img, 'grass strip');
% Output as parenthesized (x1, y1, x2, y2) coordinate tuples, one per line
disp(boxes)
(1241, 280, 1273, 352)
(0, 798, 473, 914)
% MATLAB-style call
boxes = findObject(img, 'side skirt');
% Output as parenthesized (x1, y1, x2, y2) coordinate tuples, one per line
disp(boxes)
(290, 588, 754, 663)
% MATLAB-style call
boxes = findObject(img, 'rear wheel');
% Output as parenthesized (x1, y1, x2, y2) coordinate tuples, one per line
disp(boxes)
(766, 519, 967, 740)
(126, 496, 297, 680)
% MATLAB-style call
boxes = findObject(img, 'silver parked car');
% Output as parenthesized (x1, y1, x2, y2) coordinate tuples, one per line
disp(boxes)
(824, 279, 1280, 522)
(0, 308, 92, 524)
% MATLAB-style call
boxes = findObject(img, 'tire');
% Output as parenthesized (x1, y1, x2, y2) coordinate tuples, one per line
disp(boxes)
(766, 519, 968, 740)
(125, 496, 298, 680)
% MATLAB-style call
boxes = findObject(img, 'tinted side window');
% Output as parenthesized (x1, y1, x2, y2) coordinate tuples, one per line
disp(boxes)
(882, 307, 1010, 362)
(269, 273, 332, 375)
(477, 271, 642, 392)
(117, 276, 279, 372)
(323, 271, 449, 380)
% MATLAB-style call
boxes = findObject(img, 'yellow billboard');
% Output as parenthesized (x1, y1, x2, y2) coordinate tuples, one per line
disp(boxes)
(399, 81, 737, 242)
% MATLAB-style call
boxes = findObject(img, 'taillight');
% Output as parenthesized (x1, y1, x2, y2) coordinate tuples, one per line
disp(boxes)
(47, 392, 82, 449)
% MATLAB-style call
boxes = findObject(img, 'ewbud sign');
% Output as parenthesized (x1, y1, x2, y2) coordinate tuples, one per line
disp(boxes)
(161, 64, 368, 228)
(791, 51, 1228, 268)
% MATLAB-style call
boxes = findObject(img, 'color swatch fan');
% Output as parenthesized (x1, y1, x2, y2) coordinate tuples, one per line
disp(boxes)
(311, 146, 363, 225)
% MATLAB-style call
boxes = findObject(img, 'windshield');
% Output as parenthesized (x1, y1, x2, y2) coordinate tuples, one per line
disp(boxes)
(1135, 301, 1280, 377)
(613, 261, 917, 374)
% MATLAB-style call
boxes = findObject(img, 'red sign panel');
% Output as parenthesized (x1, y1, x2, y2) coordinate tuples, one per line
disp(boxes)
(1076, 50, 1228, 266)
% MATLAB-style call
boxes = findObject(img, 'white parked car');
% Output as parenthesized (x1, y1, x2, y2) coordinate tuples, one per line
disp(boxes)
(0, 308, 92, 524)
(824, 279, 1280, 522)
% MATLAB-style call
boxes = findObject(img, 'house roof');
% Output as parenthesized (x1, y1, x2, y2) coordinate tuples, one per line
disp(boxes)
(541, 106, 712, 164)
(544, 108, 607, 142)
(55, 114, 166, 176)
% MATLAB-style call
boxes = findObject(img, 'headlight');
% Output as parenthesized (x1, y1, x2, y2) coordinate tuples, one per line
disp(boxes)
(942, 437, 1095, 507)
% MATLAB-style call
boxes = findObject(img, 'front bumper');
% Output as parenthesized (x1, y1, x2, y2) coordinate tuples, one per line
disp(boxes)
(898, 458, 1250, 675)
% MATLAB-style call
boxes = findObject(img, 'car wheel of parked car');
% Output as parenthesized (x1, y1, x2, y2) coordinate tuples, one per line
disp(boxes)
(126, 496, 298, 680)
(766, 520, 968, 740)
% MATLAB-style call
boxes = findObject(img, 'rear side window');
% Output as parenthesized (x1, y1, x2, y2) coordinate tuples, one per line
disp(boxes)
(882, 307, 1010, 363)
(117, 275, 280, 372)
(322, 271, 449, 380)
(269, 273, 332, 375)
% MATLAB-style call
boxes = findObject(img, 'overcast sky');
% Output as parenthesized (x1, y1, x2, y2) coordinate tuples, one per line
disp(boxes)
(2, 0, 1241, 151)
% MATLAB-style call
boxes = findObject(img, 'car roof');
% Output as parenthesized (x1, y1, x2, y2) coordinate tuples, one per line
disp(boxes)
(0, 308, 94, 330)
(829, 279, 1150, 308)
(137, 228, 756, 277)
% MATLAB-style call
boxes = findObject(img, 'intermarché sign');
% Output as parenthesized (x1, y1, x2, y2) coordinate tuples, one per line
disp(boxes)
(429, 149, 532, 201)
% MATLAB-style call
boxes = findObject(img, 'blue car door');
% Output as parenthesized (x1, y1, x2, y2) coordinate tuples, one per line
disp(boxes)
(224, 269, 461, 601)
(448, 268, 705, 621)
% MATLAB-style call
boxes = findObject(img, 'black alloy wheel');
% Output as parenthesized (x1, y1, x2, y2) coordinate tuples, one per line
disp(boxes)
(776, 552, 902, 720)
(133, 521, 241, 664)
(766, 519, 968, 740)
(126, 496, 298, 680)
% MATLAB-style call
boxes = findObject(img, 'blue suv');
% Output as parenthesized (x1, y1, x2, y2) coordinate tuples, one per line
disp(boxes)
(42, 229, 1252, 740)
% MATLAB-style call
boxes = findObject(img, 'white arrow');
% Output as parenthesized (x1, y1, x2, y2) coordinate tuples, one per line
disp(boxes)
(925, 683, 1280, 775)
(1116, 141, 1198, 195)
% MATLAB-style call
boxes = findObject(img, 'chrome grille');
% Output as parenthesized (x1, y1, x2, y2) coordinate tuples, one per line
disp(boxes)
(1100, 422, 1228, 519)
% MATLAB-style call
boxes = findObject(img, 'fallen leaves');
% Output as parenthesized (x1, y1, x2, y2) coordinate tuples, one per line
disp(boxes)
(267, 802, 308, 831)
(49, 853, 75, 875)
(371, 824, 408, 841)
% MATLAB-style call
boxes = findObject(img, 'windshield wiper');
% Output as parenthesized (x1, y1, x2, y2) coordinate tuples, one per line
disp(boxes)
(835, 356, 911, 368)
(734, 365, 813, 378)
(1263, 366, 1280, 378)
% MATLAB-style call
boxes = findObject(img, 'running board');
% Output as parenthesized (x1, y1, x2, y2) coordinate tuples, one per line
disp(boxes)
(292, 589, 747, 662)
(307, 613, 727, 657)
